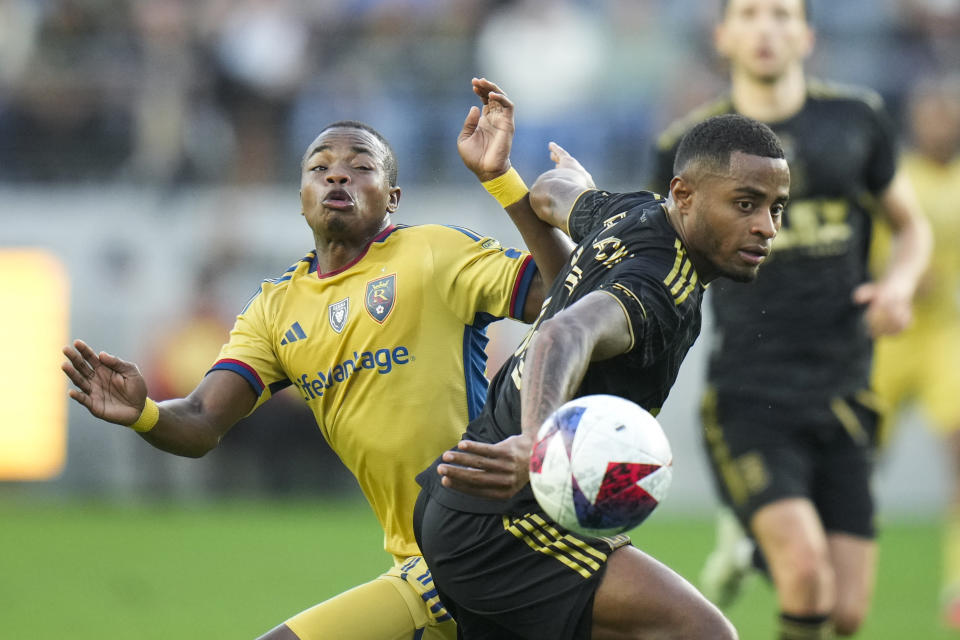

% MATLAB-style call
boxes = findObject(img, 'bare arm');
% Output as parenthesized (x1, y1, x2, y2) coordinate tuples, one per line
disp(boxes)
(852, 170, 932, 336)
(518, 291, 632, 439)
(457, 77, 574, 317)
(62, 339, 256, 457)
(529, 142, 597, 235)
(437, 291, 632, 499)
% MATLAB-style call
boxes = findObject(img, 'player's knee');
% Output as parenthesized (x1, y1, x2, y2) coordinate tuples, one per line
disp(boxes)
(773, 546, 834, 608)
(832, 604, 867, 636)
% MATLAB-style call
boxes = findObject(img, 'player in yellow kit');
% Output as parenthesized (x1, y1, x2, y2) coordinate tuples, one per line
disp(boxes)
(61, 79, 572, 640)
(871, 75, 960, 627)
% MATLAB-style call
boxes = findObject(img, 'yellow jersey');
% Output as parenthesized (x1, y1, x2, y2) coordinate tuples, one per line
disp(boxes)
(210, 223, 537, 559)
(873, 152, 960, 328)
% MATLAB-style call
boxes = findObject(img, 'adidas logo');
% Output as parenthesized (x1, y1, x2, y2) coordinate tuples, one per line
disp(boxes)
(280, 321, 307, 345)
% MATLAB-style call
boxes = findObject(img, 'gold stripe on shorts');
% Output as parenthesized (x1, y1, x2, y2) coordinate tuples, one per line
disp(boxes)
(701, 388, 750, 506)
(830, 396, 870, 446)
(502, 513, 629, 579)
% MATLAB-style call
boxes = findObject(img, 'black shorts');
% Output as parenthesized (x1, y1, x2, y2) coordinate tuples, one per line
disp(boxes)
(413, 489, 631, 640)
(700, 388, 880, 538)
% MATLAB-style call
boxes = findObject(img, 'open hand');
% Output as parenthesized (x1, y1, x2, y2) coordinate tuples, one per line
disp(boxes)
(548, 141, 595, 188)
(852, 279, 913, 337)
(437, 434, 534, 501)
(457, 77, 516, 183)
(61, 339, 147, 425)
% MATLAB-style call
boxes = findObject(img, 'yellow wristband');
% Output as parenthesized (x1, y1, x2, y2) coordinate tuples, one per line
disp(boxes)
(129, 397, 159, 433)
(482, 167, 529, 208)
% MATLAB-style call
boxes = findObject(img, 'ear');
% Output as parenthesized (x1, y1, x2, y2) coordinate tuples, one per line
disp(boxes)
(669, 176, 695, 215)
(386, 186, 401, 213)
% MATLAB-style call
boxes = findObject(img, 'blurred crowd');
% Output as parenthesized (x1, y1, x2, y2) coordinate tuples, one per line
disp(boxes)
(1, 0, 958, 188)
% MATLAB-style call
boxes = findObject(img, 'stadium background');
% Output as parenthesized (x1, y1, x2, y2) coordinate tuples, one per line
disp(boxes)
(2, 0, 958, 637)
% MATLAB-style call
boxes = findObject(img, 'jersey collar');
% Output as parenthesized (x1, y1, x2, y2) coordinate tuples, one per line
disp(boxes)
(316, 224, 397, 279)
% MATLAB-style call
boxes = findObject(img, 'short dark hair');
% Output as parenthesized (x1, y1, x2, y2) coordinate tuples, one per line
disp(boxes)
(673, 114, 785, 177)
(720, 0, 811, 22)
(311, 120, 399, 187)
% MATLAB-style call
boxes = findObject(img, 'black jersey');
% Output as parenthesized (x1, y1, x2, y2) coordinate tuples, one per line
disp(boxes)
(418, 189, 706, 514)
(652, 80, 898, 400)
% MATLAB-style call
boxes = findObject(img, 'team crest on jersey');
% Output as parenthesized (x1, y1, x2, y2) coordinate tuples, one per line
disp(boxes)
(365, 274, 396, 324)
(328, 297, 349, 333)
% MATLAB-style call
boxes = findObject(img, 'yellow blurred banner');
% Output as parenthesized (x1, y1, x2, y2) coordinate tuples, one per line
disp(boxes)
(0, 249, 69, 480)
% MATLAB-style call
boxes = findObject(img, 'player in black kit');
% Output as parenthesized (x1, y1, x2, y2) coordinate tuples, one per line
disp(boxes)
(651, 1, 932, 638)
(414, 113, 789, 640)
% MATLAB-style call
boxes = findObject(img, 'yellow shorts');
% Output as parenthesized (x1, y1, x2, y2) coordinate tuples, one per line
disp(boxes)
(872, 322, 960, 436)
(285, 556, 456, 640)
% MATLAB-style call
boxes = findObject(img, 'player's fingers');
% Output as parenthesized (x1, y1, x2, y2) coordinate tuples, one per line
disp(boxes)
(548, 141, 570, 158)
(67, 388, 92, 410)
(472, 77, 490, 104)
(477, 77, 506, 96)
(486, 90, 514, 112)
(455, 439, 501, 456)
(458, 106, 480, 143)
(438, 465, 515, 492)
(98, 351, 134, 373)
(61, 362, 92, 393)
(63, 345, 95, 378)
(474, 77, 510, 104)
(439, 475, 508, 500)
(851, 282, 875, 304)
(73, 339, 102, 369)
(441, 450, 512, 473)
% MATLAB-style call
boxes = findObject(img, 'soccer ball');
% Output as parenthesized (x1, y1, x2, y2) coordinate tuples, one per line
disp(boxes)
(529, 394, 673, 537)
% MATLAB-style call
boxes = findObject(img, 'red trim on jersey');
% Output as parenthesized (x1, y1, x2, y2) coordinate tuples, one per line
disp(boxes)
(509, 255, 534, 318)
(214, 358, 265, 390)
(316, 224, 397, 279)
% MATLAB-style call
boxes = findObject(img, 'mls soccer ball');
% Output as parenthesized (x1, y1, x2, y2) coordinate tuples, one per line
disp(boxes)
(529, 394, 673, 537)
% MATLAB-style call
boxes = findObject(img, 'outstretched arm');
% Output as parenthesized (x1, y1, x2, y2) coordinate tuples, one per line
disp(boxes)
(62, 339, 256, 457)
(852, 170, 932, 336)
(517, 291, 631, 439)
(528, 142, 597, 235)
(437, 291, 631, 499)
(458, 77, 574, 320)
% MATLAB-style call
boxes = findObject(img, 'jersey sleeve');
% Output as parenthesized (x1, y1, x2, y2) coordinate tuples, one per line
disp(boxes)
(207, 284, 289, 413)
(431, 226, 538, 323)
(860, 93, 898, 194)
(567, 190, 663, 243)
(596, 266, 683, 367)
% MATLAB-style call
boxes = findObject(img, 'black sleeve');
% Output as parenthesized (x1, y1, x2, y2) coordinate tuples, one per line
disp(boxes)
(862, 96, 898, 194)
(568, 190, 660, 243)
(597, 270, 681, 368)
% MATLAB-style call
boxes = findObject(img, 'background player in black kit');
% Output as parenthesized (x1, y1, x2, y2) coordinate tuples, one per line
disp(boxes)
(651, 1, 932, 638)
(414, 114, 789, 640)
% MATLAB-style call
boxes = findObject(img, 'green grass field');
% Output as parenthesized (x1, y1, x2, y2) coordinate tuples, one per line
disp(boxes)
(0, 496, 953, 639)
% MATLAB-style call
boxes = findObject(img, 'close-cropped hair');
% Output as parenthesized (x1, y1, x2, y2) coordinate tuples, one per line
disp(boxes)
(310, 120, 399, 187)
(720, 0, 811, 22)
(673, 114, 785, 177)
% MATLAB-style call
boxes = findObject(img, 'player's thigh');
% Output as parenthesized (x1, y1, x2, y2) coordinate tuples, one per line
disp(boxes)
(827, 532, 876, 633)
(276, 578, 425, 640)
(591, 546, 736, 640)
